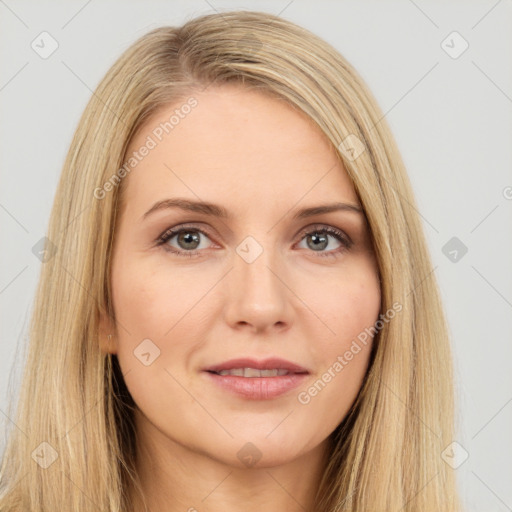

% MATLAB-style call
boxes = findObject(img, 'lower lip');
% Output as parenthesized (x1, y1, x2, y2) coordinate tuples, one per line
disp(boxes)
(203, 371, 309, 400)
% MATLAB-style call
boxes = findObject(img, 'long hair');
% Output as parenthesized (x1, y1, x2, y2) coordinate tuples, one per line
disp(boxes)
(0, 10, 460, 511)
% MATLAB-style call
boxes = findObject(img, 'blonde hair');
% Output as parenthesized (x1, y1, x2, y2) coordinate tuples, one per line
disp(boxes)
(0, 10, 460, 512)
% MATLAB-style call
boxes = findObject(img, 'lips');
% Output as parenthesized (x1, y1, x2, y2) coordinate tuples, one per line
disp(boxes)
(202, 357, 310, 400)
(203, 357, 309, 376)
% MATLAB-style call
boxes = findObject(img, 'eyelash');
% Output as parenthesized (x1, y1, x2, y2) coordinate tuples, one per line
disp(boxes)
(156, 224, 353, 260)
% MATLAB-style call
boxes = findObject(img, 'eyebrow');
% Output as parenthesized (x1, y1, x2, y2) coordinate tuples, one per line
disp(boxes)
(142, 197, 363, 221)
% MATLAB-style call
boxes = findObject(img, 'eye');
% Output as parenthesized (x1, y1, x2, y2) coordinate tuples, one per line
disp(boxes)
(295, 225, 352, 259)
(156, 223, 353, 259)
(157, 225, 214, 258)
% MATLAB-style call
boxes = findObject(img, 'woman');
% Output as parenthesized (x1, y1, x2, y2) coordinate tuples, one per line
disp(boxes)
(0, 10, 460, 512)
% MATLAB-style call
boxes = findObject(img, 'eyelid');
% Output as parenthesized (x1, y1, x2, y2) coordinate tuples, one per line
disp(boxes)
(295, 223, 353, 247)
(156, 223, 218, 247)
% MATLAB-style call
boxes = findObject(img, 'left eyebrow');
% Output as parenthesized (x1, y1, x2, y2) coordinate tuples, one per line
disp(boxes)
(291, 202, 363, 220)
(141, 197, 364, 221)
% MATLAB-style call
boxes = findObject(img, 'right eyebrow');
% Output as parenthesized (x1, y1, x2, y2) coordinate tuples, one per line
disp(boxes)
(142, 198, 229, 221)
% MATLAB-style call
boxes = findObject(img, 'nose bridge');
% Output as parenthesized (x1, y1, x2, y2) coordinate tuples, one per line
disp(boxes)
(223, 234, 291, 330)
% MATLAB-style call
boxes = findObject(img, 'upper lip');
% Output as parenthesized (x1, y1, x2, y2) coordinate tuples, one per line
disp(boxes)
(204, 357, 310, 374)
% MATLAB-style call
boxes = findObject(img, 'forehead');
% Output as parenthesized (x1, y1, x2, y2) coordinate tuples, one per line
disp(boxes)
(121, 84, 359, 216)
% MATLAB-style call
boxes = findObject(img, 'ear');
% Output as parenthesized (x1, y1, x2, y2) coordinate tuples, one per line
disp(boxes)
(98, 309, 118, 355)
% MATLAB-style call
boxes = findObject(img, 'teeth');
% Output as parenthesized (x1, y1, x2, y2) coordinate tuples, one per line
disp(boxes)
(216, 367, 290, 377)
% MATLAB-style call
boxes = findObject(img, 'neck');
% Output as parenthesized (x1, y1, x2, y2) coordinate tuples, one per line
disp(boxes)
(128, 413, 333, 512)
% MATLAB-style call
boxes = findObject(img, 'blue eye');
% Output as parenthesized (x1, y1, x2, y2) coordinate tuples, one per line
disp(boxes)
(156, 224, 352, 259)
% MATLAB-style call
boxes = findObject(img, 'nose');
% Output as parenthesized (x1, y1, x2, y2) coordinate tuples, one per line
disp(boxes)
(222, 242, 293, 334)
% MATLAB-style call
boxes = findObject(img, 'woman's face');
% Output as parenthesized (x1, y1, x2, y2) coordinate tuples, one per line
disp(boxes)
(103, 84, 381, 468)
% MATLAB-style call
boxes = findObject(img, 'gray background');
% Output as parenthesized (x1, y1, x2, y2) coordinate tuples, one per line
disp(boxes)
(1, 1, 511, 510)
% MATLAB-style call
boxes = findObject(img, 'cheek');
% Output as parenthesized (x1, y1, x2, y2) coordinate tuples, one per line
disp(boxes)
(307, 258, 381, 347)
(335, 278, 381, 342)
(110, 262, 194, 412)
(295, 312, 379, 425)
(298, 260, 380, 407)
(110, 255, 213, 387)
(112, 257, 186, 338)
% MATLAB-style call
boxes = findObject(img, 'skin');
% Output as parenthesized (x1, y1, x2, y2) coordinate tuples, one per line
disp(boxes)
(99, 84, 381, 512)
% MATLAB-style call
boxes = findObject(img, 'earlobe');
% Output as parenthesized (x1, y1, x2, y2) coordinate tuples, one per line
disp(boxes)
(98, 312, 118, 355)
(99, 333, 118, 355)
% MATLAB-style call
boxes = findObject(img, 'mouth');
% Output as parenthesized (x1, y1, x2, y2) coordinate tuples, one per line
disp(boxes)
(206, 368, 304, 377)
(203, 357, 310, 375)
(202, 358, 310, 400)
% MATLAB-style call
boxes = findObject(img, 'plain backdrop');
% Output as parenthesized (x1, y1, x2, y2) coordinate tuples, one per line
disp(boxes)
(1, 1, 511, 510)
